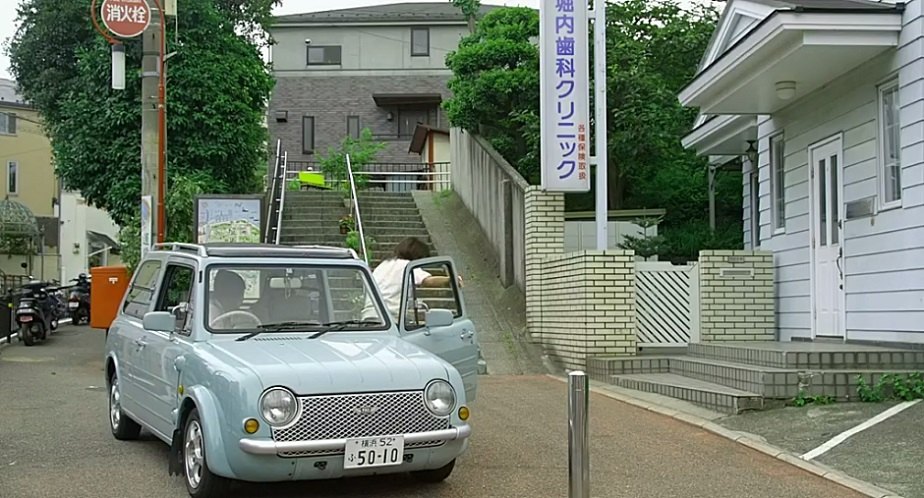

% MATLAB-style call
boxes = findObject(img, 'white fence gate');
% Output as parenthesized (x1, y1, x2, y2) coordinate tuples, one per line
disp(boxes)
(635, 262, 700, 347)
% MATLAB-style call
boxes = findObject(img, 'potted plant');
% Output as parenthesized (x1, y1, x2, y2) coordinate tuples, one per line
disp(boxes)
(339, 214, 355, 234)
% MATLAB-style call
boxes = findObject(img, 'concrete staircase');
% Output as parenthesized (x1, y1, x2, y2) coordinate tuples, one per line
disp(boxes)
(356, 192, 435, 267)
(278, 191, 435, 265)
(277, 190, 344, 246)
(589, 342, 924, 414)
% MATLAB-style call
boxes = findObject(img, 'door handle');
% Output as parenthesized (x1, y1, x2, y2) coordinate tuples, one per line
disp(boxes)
(460, 330, 474, 341)
(836, 248, 844, 289)
(134, 339, 147, 351)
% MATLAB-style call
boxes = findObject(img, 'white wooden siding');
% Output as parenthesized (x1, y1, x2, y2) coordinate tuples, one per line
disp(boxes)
(744, 1, 924, 343)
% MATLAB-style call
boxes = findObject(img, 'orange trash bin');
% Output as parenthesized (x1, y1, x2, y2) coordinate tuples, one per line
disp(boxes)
(90, 265, 131, 330)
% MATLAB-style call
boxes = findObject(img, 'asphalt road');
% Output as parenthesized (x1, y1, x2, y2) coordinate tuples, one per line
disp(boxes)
(0, 326, 859, 498)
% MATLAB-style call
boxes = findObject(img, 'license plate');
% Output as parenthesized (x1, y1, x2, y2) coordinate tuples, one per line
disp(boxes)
(343, 436, 404, 470)
(68, 302, 79, 309)
(18, 316, 32, 322)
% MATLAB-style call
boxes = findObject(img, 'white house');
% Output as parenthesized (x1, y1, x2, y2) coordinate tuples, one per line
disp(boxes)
(679, 0, 923, 346)
(58, 191, 121, 282)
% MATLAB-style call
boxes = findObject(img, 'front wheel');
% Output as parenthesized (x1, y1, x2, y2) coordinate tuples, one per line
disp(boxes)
(109, 372, 142, 440)
(183, 409, 232, 498)
(411, 459, 456, 483)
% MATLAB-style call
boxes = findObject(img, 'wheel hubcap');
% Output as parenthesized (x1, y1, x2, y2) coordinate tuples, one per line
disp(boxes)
(184, 420, 205, 489)
(109, 379, 121, 430)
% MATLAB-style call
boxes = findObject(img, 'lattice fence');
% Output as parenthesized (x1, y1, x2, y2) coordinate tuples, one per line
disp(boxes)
(635, 262, 700, 347)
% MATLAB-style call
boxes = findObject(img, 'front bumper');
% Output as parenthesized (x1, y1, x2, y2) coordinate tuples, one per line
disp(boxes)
(239, 425, 472, 455)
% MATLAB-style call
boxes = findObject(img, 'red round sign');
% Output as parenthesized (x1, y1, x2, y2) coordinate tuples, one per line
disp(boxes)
(101, 0, 151, 39)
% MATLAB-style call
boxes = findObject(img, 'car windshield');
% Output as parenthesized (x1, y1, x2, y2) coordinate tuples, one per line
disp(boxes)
(205, 264, 388, 334)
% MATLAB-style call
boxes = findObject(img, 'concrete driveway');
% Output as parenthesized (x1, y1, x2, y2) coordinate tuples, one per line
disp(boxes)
(0, 326, 857, 497)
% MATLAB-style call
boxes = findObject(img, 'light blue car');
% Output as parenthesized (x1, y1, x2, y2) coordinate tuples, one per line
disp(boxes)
(105, 243, 478, 497)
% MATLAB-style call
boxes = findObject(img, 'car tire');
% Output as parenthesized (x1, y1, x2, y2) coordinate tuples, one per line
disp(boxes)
(411, 459, 456, 483)
(183, 409, 232, 498)
(109, 372, 142, 440)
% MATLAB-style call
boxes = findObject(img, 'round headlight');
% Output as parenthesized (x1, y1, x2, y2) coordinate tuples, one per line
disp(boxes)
(259, 388, 298, 427)
(424, 380, 455, 417)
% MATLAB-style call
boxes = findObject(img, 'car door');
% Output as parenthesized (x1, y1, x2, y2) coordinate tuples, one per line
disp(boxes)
(137, 259, 196, 438)
(398, 257, 479, 402)
(116, 259, 164, 418)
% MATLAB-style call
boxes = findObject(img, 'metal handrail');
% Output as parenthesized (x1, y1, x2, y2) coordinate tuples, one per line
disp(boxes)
(274, 151, 288, 245)
(345, 154, 369, 264)
(264, 140, 282, 244)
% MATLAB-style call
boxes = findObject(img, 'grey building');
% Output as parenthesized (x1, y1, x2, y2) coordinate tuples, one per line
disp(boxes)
(267, 2, 497, 171)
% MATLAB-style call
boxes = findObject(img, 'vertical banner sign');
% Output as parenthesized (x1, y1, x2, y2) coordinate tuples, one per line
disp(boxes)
(540, 0, 591, 193)
(141, 195, 153, 259)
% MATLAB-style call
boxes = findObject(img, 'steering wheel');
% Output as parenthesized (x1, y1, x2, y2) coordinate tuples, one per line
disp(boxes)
(210, 310, 261, 330)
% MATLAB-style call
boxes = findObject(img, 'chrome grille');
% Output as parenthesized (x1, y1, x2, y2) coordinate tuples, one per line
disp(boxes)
(273, 391, 450, 458)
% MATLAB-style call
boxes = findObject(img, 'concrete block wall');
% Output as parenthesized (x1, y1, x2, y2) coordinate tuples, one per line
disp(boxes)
(523, 186, 637, 369)
(524, 187, 564, 337)
(536, 252, 636, 370)
(699, 250, 775, 342)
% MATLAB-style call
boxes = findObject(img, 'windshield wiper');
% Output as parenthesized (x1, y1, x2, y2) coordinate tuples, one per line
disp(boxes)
(308, 320, 384, 340)
(236, 320, 381, 342)
(235, 321, 322, 341)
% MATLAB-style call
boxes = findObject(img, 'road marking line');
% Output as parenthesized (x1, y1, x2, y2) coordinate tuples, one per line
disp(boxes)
(801, 399, 921, 461)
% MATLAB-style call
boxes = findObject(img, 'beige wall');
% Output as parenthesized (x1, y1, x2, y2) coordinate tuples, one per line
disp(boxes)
(422, 132, 451, 191)
(0, 254, 60, 282)
(0, 104, 57, 217)
(271, 24, 468, 73)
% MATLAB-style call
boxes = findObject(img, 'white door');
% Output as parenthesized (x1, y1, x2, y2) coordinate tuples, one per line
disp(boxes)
(809, 137, 845, 338)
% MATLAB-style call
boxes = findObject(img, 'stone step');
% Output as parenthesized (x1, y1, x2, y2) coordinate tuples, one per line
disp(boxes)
(611, 373, 765, 415)
(356, 214, 427, 222)
(688, 342, 924, 370)
(591, 355, 924, 401)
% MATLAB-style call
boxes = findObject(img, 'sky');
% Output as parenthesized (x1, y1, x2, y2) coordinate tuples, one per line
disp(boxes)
(0, 0, 541, 81)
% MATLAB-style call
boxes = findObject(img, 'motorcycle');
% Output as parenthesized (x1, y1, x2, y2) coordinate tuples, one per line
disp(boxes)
(67, 274, 91, 326)
(15, 280, 59, 346)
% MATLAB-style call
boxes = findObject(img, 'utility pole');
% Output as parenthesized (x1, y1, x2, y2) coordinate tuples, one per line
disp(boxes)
(141, 2, 162, 253)
(94, 0, 168, 256)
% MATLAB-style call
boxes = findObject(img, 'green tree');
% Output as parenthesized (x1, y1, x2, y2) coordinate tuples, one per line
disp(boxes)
(452, 0, 482, 32)
(445, 1, 741, 262)
(318, 128, 386, 192)
(6, 0, 277, 229)
(444, 7, 541, 182)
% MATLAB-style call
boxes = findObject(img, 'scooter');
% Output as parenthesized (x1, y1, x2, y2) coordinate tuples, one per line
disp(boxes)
(15, 280, 58, 346)
(67, 274, 91, 326)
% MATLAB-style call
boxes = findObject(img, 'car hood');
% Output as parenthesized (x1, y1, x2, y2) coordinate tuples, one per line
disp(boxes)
(205, 333, 450, 394)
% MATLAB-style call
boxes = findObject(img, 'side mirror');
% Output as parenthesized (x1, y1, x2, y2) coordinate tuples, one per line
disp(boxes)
(143, 311, 175, 332)
(425, 309, 454, 329)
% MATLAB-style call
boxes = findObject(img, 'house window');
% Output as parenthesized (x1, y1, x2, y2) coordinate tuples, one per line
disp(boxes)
(411, 28, 430, 56)
(347, 116, 360, 139)
(307, 46, 342, 66)
(302, 116, 315, 154)
(770, 134, 785, 231)
(0, 113, 16, 135)
(879, 80, 901, 206)
(7, 161, 18, 195)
